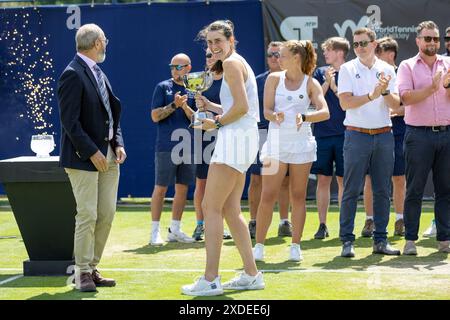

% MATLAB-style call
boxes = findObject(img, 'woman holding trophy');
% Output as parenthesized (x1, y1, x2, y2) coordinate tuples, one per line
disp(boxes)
(254, 40, 329, 262)
(182, 20, 264, 296)
(191, 49, 231, 242)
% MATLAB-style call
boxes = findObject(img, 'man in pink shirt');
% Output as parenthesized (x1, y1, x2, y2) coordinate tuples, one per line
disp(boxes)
(397, 21, 450, 255)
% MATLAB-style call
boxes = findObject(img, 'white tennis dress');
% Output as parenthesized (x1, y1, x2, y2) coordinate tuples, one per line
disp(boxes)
(260, 71, 317, 164)
(210, 52, 260, 173)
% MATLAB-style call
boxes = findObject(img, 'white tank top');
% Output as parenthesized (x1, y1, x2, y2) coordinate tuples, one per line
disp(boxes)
(219, 52, 260, 122)
(271, 71, 311, 130)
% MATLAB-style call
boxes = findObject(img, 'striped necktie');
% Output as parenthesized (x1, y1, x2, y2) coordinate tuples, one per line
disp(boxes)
(93, 65, 114, 137)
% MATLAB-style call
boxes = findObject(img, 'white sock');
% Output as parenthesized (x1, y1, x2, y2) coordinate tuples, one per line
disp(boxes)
(171, 220, 181, 232)
(279, 219, 289, 226)
(151, 221, 160, 232)
(396, 213, 403, 221)
(366, 216, 374, 221)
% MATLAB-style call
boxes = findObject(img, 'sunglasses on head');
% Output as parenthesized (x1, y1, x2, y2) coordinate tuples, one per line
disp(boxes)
(205, 52, 213, 59)
(169, 64, 189, 71)
(352, 40, 372, 48)
(444, 36, 450, 42)
(418, 36, 440, 43)
(267, 52, 280, 58)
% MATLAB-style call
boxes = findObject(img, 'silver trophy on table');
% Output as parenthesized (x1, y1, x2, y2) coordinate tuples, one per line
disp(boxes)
(182, 71, 214, 128)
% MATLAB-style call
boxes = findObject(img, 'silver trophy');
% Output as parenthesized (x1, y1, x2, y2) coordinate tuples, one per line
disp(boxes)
(182, 71, 214, 128)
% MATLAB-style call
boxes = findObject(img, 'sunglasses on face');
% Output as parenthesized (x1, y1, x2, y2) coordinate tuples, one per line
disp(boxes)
(169, 64, 189, 71)
(352, 40, 372, 48)
(418, 36, 440, 43)
(267, 52, 280, 58)
(444, 36, 450, 42)
(205, 52, 213, 59)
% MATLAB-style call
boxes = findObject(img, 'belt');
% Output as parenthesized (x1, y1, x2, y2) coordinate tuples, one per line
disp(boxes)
(407, 125, 449, 132)
(346, 126, 391, 135)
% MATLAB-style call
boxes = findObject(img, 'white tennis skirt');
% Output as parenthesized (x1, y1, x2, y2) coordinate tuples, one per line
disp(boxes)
(211, 115, 259, 173)
(260, 126, 317, 164)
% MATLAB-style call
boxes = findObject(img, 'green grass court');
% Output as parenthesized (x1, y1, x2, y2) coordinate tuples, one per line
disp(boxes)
(0, 201, 449, 300)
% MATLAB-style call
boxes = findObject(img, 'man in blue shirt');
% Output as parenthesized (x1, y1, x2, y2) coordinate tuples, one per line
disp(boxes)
(150, 53, 196, 245)
(311, 37, 350, 239)
(247, 41, 292, 239)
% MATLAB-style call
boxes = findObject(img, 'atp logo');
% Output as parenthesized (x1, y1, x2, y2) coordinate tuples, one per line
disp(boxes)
(280, 16, 318, 41)
(334, 5, 382, 38)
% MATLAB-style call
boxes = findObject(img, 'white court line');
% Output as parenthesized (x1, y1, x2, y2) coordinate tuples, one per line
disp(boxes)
(1, 267, 449, 276)
(0, 275, 23, 286)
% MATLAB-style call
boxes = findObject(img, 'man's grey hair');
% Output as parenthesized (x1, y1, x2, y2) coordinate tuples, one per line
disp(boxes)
(76, 24, 104, 51)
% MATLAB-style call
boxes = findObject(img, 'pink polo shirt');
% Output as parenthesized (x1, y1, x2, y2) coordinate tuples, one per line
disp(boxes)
(397, 54, 450, 126)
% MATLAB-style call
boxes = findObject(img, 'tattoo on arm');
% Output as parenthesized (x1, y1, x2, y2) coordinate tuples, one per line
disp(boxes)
(155, 104, 176, 121)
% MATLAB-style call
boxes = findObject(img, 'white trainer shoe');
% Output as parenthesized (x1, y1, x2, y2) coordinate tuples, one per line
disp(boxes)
(149, 229, 164, 246)
(289, 243, 303, 262)
(423, 220, 436, 238)
(181, 276, 223, 296)
(253, 243, 265, 262)
(167, 228, 195, 243)
(222, 272, 265, 290)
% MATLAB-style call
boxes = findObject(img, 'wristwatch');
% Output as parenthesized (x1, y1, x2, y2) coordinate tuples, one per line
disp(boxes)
(170, 102, 177, 110)
(381, 89, 390, 96)
(301, 114, 306, 122)
(215, 119, 224, 129)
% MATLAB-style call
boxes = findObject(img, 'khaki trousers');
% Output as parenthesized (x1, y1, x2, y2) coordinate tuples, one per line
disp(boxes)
(65, 145, 119, 275)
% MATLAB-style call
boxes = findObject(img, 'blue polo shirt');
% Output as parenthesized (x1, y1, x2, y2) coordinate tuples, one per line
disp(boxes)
(255, 71, 270, 130)
(151, 79, 195, 152)
(313, 66, 346, 138)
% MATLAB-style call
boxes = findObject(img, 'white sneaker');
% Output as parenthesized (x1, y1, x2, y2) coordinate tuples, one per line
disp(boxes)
(167, 228, 195, 243)
(181, 276, 223, 296)
(423, 220, 436, 237)
(253, 243, 265, 262)
(150, 229, 164, 246)
(222, 272, 265, 290)
(289, 243, 303, 262)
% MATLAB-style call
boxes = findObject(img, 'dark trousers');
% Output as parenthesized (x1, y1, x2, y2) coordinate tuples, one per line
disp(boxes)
(404, 126, 450, 242)
(340, 130, 394, 243)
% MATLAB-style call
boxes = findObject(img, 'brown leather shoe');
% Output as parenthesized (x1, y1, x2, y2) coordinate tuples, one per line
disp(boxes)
(92, 269, 116, 287)
(394, 219, 405, 236)
(78, 272, 97, 292)
(361, 219, 374, 237)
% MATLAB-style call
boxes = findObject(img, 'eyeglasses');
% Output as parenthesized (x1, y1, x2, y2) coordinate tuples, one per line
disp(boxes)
(352, 40, 373, 48)
(205, 53, 213, 59)
(267, 52, 280, 58)
(99, 38, 109, 46)
(169, 64, 189, 71)
(444, 36, 450, 42)
(418, 36, 440, 43)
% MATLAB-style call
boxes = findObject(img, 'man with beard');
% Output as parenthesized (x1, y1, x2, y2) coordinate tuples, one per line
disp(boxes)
(58, 24, 126, 292)
(397, 21, 450, 255)
(149, 53, 196, 246)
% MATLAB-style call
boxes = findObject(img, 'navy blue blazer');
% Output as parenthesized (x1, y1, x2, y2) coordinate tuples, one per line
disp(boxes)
(57, 55, 124, 171)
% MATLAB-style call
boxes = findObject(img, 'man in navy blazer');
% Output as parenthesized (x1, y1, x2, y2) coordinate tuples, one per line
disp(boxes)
(57, 23, 126, 292)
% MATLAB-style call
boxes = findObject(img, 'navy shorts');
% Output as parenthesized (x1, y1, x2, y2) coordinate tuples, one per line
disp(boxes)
(310, 135, 344, 177)
(196, 163, 209, 179)
(155, 152, 195, 186)
(248, 151, 263, 175)
(393, 134, 405, 176)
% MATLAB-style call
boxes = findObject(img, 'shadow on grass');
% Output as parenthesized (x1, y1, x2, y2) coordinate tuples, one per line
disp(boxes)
(0, 276, 68, 288)
(125, 241, 207, 255)
(255, 260, 307, 273)
(28, 289, 97, 300)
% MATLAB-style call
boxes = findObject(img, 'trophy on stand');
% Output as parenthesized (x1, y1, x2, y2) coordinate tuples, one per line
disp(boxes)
(182, 71, 214, 128)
